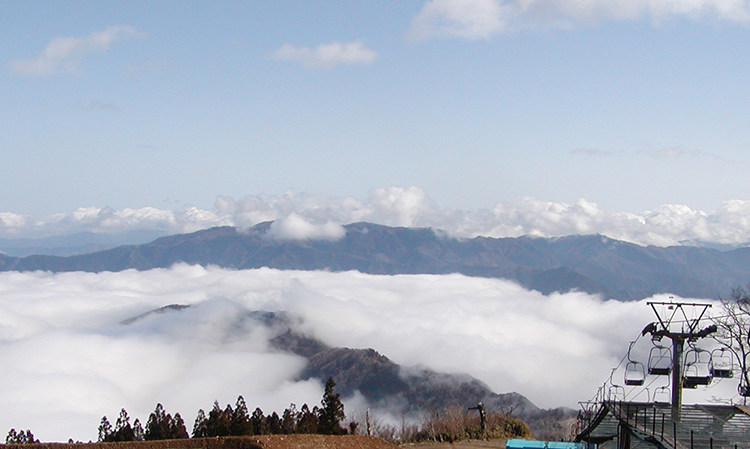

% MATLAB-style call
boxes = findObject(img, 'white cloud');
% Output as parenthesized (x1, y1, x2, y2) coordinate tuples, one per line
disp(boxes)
(267, 213, 346, 241)
(12, 25, 145, 76)
(409, 0, 750, 40)
(409, 0, 511, 40)
(274, 40, 377, 68)
(0, 266, 732, 441)
(6, 186, 750, 247)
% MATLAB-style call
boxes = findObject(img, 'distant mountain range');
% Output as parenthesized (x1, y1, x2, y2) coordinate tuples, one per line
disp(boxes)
(2, 221, 750, 300)
(0, 230, 167, 257)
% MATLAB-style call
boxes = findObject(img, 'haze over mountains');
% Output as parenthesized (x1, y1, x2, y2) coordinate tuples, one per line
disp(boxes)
(1, 221, 748, 301)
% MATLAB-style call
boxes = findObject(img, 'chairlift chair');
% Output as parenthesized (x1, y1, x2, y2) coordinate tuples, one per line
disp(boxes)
(624, 361, 646, 386)
(608, 384, 626, 402)
(683, 346, 713, 387)
(710, 348, 734, 378)
(652, 384, 670, 403)
(648, 344, 672, 375)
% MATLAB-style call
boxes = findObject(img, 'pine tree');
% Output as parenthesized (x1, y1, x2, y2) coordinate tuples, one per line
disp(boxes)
(229, 396, 252, 436)
(98, 416, 114, 442)
(281, 404, 298, 434)
(113, 408, 136, 441)
(206, 401, 231, 436)
(170, 413, 189, 439)
(192, 409, 208, 438)
(6, 429, 39, 444)
(296, 404, 318, 434)
(145, 403, 169, 440)
(250, 407, 268, 435)
(267, 412, 282, 434)
(317, 377, 346, 435)
(133, 419, 145, 441)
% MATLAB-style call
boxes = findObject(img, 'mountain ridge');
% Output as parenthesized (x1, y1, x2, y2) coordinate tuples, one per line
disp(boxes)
(1, 222, 749, 300)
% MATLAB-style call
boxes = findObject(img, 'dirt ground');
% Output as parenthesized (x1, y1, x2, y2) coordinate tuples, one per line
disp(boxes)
(400, 439, 506, 449)
(5, 436, 398, 449)
(253, 434, 398, 449)
(5, 436, 506, 449)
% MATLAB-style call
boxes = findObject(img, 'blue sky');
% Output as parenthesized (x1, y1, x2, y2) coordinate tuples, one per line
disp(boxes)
(2, 0, 750, 217)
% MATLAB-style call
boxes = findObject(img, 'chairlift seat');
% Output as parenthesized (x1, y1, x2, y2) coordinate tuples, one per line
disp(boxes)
(648, 346, 672, 376)
(683, 347, 713, 387)
(711, 368, 733, 378)
(710, 349, 734, 379)
(684, 374, 712, 386)
(649, 366, 671, 376)
(624, 361, 646, 386)
(740, 385, 750, 397)
(683, 378, 700, 389)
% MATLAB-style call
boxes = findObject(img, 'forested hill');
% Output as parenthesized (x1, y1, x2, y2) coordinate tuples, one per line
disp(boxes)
(1, 221, 749, 301)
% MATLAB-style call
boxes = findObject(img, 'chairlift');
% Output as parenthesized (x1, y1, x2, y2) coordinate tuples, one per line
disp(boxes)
(608, 384, 625, 401)
(710, 348, 734, 379)
(623, 340, 646, 386)
(652, 384, 670, 403)
(648, 343, 672, 375)
(683, 345, 713, 387)
(625, 361, 646, 386)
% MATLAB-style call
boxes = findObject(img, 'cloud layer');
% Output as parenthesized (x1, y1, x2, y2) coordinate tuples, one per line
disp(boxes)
(12, 25, 145, 76)
(3, 187, 750, 248)
(274, 40, 377, 68)
(0, 265, 736, 442)
(409, 0, 750, 40)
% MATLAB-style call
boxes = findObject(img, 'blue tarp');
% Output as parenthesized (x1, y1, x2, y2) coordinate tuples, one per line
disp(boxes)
(505, 439, 586, 449)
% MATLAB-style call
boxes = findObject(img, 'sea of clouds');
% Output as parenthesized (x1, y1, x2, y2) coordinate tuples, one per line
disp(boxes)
(2, 187, 750, 247)
(0, 265, 738, 442)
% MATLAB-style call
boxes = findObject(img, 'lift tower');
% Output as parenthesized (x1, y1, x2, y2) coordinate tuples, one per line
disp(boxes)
(642, 301, 716, 422)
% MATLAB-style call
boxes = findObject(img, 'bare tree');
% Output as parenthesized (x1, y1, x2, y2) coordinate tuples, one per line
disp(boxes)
(712, 285, 750, 402)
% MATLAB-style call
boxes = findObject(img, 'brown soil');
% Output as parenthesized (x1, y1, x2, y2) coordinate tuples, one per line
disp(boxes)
(254, 435, 398, 449)
(3, 436, 398, 449)
(400, 439, 507, 449)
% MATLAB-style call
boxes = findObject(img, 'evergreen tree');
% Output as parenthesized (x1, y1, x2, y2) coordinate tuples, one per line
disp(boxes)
(206, 401, 231, 436)
(6, 429, 39, 444)
(317, 377, 346, 435)
(250, 407, 268, 435)
(113, 408, 136, 441)
(267, 412, 282, 434)
(296, 404, 318, 434)
(229, 396, 252, 436)
(98, 417, 113, 442)
(6, 429, 17, 444)
(133, 419, 144, 441)
(26, 430, 38, 444)
(281, 404, 298, 434)
(170, 413, 189, 439)
(192, 409, 208, 438)
(145, 403, 170, 440)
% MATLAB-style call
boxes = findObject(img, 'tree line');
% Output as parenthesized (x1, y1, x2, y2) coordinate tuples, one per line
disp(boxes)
(7, 377, 346, 444)
(97, 377, 346, 442)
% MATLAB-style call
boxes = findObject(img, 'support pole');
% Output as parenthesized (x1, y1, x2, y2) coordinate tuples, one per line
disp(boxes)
(672, 338, 684, 422)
